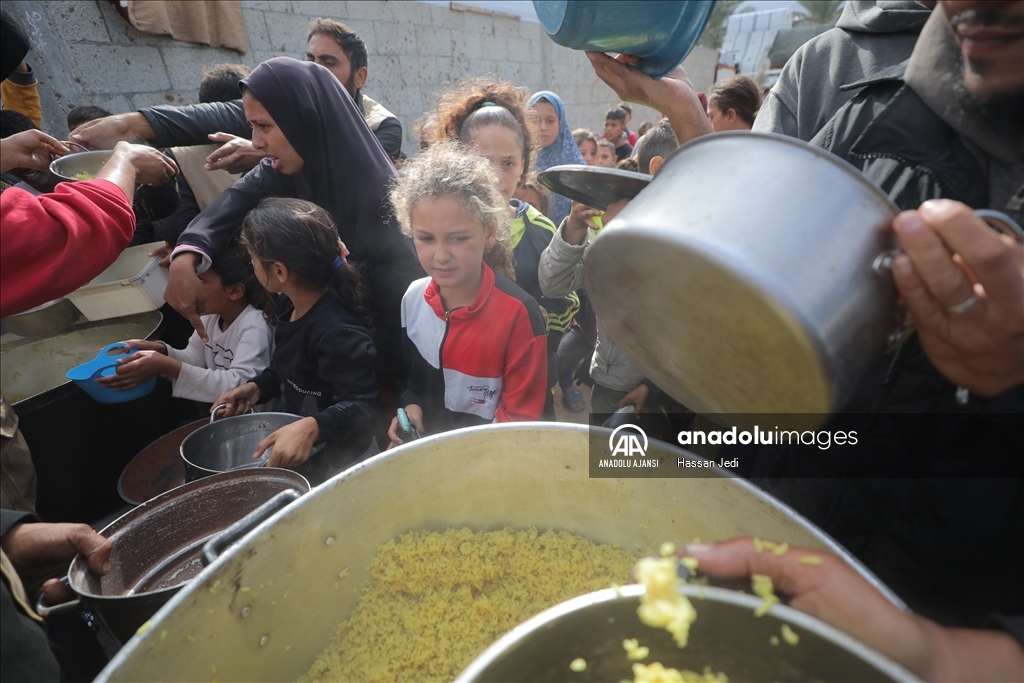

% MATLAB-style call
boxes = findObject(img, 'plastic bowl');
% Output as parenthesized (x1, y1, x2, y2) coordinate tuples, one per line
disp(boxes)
(66, 342, 157, 404)
(533, 0, 715, 78)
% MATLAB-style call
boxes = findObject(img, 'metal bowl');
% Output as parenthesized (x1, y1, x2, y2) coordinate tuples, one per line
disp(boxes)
(459, 584, 916, 682)
(50, 150, 114, 182)
(3, 298, 80, 338)
(180, 412, 319, 481)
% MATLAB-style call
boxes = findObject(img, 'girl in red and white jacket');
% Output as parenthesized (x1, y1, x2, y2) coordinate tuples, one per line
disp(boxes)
(386, 141, 548, 446)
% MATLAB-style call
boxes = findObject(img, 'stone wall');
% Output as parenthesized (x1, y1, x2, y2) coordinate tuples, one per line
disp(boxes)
(4, 0, 718, 156)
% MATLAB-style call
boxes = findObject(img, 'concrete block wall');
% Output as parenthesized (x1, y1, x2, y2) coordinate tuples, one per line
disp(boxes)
(5, 0, 718, 158)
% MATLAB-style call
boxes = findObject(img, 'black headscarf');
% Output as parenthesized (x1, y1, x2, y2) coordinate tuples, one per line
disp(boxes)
(238, 57, 406, 267)
(1, 10, 30, 82)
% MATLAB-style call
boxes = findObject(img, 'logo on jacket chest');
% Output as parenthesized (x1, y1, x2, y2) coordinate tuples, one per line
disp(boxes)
(467, 385, 500, 403)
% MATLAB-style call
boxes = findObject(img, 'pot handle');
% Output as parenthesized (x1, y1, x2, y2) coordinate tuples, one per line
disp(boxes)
(201, 489, 302, 567)
(34, 577, 83, 619)
(209, 403, 254, 423)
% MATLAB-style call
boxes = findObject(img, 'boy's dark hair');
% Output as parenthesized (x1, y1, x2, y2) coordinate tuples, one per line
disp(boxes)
(66, 105, 111, 131)
(617, 102, 632, 116)
(211, 241, 272, 321)
(198, 63, 251, 104)
(635, 119, 678, 174)
(1, 109, 35, 137)
(308, 17, 367, 73)
(637, 120, 653, 136)
(708, 74, 761, 126)
(240, 197, 371, 328)
(517, 173, 550, 216)
(605, 107, 626, 122)
(616, 157, 639, 172)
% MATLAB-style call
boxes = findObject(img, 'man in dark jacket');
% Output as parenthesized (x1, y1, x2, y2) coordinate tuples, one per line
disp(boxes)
(753, 0, 934, 141)
(70, 18, 403, 164)
(1, 509, 111, 682)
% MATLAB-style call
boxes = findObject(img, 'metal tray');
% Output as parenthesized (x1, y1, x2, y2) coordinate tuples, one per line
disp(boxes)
(538, 164, 651, 211)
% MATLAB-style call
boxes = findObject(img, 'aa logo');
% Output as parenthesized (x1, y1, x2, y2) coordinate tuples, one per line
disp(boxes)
(609, 424, 648, 458)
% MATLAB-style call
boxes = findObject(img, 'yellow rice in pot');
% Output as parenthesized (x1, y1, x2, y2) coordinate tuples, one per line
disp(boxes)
(301, 526, 637, 682)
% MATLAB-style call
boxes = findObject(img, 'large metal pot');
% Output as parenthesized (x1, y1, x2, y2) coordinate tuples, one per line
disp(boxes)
(585, 133, 900, 418)
(97, 424, 900, 682)
(0, 310, 162, 405)
(40, 468, 309, 643)
(118, 418, 205, 505)
(458, 584, 915, 682)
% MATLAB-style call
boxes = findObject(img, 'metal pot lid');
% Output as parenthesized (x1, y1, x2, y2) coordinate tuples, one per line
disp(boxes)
(69, 468, 309, 601)
(538, 165, 651, 211)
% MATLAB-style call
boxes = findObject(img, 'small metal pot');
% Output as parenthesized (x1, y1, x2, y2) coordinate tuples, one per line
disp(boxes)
(458, 584, 916, 682)
(37, 469, 308, 643)
(179, 406, 319, 481)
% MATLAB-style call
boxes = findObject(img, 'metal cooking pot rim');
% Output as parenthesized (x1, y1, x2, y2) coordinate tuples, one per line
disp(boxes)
(456, 583, 919, 683)
(667, 131, 900, 214)
(178, 412, 305, 470)
(67, 468, 309, 600)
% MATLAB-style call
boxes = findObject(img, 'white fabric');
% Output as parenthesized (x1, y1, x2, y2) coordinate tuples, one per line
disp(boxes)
(442, 367, 503, 420)
(165, 304, 272, 402)
(401, 277, 444, 369)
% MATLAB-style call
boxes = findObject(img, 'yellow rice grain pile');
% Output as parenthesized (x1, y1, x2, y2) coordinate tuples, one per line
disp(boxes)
(301, 527, 636, 683)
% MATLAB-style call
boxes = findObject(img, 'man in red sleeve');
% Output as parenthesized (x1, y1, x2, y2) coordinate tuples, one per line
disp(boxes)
(1, 129, 177, 317)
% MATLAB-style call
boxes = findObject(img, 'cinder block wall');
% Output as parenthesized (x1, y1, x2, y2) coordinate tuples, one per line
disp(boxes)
(5, 0, 717, 157)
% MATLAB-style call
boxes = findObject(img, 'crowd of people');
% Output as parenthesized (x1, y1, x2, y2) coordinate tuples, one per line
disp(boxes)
(1, 1, 1022, 681)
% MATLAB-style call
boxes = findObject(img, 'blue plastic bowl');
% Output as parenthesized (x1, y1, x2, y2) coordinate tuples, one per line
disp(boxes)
(533, 0, 716, 79)
(66, 342, 157, 404)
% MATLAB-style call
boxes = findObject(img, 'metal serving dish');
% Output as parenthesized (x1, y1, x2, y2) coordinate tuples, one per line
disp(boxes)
(458, 584, 916, 682)
(96, 424, 899, 682)
(0, 311, 162, 405)
(50, 150, 114, 182)
(539, 164, 652, 211)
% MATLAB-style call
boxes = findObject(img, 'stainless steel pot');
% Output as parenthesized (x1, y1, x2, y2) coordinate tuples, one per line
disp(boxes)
(179, 406, 319, 481)
(585, 133, 900, 418)
(458, 584, 916, 682)
(96, 424, 901, 682)
(0, 310, 162, 405)
(38, 468, 309, 644)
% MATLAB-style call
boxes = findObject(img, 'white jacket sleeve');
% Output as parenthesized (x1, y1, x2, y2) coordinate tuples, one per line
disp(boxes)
(168, 312, 273, 403)
(165, 326, 208, 368)
(538, 219, 588, 299)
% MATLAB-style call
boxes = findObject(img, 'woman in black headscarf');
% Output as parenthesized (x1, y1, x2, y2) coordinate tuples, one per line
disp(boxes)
(166, 57, 421, 381)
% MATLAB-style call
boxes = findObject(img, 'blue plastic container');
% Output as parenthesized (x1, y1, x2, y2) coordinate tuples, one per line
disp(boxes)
(533, 0, 715, 79)
(66, 342, 157, 404)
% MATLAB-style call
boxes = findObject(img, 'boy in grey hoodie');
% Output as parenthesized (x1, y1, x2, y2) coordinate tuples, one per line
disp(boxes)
(754, 0, 933, 141)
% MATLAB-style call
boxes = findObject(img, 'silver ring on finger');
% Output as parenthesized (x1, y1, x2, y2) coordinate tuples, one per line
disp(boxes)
(944, 294, 979, 315)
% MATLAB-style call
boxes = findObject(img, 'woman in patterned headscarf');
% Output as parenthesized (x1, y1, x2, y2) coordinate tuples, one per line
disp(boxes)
(527, 91, 585, 227)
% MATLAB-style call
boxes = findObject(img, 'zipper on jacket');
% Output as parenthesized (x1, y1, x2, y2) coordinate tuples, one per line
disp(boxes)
(439, 310, 451, 387)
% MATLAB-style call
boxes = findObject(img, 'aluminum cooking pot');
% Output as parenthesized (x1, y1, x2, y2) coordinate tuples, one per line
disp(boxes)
(38, 468, 308, 643)
(458, 584, 916, 682)
(179, 406, 322, 481)
(96, 424, 900, 682)
(49, 150, 113, 181)
(585, 132, 901, 419)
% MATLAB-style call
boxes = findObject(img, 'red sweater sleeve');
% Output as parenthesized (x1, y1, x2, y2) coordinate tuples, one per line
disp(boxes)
(0, 180, 135, 317)
(495, 306, 548, 423)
